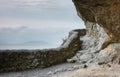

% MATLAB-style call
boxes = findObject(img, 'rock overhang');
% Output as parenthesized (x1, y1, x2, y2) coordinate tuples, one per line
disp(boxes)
(73, 0, 120, 42)
(67, 0, 120, 65)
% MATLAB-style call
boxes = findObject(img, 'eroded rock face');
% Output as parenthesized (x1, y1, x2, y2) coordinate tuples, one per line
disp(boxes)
(69, 0, 120, 64)
(68, 21, 111, 64)
(73, 0, 120, 42)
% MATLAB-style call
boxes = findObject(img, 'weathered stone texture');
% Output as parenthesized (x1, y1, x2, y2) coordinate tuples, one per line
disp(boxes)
(69, 0, 120, 65)
(73, 0, 120, 42)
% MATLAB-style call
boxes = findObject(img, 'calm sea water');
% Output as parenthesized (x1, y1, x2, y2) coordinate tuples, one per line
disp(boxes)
(0, 45, 58, 50)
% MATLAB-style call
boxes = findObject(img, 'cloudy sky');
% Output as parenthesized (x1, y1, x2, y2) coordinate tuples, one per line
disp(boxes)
(0, 0, 85, 49)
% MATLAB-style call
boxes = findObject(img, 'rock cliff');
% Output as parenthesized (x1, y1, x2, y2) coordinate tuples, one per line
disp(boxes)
(69, 0, 120, 64)
(73, 0, 120, 42)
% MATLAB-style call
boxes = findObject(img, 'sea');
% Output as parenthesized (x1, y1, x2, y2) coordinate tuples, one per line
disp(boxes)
(0, 45, 58, 50)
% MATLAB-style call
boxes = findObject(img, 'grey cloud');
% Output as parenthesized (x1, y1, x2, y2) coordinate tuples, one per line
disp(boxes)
(0, 26, 28, 33)
(0, 0, 63, 9)
(0, 0, 78, 22)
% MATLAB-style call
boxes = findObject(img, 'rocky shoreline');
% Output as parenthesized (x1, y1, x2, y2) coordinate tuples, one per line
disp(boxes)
(0, 29, 86, 72)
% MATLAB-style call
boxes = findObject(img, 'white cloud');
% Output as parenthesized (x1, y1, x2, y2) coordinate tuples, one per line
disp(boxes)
(0, 0, 68, 10)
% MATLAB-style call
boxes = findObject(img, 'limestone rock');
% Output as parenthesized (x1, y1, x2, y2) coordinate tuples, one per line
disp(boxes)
(73, 0, 120, 42)
(69, 0, 120, 64)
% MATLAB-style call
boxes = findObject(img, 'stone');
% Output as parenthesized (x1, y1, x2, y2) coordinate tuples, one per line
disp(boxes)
(70, 0, 120, 65)
(73, 0, 120, 42)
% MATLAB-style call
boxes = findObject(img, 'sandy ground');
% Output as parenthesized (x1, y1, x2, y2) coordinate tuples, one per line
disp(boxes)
(0, 63, 120, 77)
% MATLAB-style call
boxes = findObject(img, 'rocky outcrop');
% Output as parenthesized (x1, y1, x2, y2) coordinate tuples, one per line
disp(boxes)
(1, 0, 120, 73)
(73, 0, 120, 42)
(69, 0, 120, 64)
(0, 29, 86, 72)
